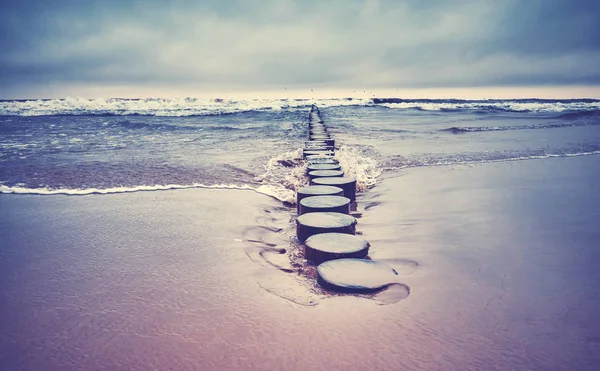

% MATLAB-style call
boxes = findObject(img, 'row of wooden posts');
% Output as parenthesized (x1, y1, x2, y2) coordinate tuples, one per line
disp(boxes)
(294, 106, 375, 291)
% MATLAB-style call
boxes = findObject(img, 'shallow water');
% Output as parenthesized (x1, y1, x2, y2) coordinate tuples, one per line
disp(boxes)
(1, 98, 599, 196)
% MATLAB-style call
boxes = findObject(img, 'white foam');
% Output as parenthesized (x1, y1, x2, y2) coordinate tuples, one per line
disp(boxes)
(334, 146, 382, 191)
(0, 183, 256, 195)
(255, 148, 309, 202)
(380, 101, 600, 113)
(0, 97, 370, 116)
(1, 97, 599, 116)
(0, 182, 296, 204)
(254, 185, 296, 204)
(519, 151, 600, 160)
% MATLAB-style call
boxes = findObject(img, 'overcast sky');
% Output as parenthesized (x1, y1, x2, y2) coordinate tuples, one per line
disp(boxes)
(1, 0, 600, 98)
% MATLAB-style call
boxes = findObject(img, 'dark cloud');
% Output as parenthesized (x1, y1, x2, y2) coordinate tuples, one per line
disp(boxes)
(0, 0, 599, 97)
(491, 0, 600, 56)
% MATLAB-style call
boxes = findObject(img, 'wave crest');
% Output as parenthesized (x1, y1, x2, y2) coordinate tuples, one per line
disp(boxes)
(372, 98, 600, 113)
(2, 97, 599, 116)
(440, 119, 600, 133)
(0, 97, 369, 117)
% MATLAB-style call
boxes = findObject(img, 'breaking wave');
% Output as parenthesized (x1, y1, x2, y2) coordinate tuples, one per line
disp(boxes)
(334, 145, 382, 191)
(2, 97, 599, 116)
(254, 148, 309, 204)
(372, 98, 600, 113)
(0, 97, 368, 117)
(440, 119, 600, 133)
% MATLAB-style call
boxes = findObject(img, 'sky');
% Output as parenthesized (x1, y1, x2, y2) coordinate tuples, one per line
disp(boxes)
(1, 0, 600, 99)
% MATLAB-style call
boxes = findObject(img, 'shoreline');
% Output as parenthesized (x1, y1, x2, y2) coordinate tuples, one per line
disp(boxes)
(3, 150, 600, 198)
(1, 154, 599, 370)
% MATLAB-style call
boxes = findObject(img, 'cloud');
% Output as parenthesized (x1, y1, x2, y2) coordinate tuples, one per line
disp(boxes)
(1, 0, 599, 97)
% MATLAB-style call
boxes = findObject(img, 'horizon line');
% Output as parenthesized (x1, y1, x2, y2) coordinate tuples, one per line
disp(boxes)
(2, 85, 600, 101)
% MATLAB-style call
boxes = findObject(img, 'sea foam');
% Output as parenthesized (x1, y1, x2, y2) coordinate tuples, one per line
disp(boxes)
(372, 98, 600, 113)
(0, 183, 297, 204)
(2, 97, 599, 116)
(0, 97, 368, 117)
(334, 146, 382, 191)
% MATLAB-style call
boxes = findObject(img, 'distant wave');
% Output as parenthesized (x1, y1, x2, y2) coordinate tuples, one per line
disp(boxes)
(372, 98, 600, 104)
(372, 98, 600, 113)
(552, 110, 600, 120)
(0, 97, 368, 117)
(440, 119, 600, 133)
(208, 125, 244, 131)
(378, 128, 412, 133)
(2, 97, 599, 116)
(106, 120, 193, 131)
(99, 120, 256, 133)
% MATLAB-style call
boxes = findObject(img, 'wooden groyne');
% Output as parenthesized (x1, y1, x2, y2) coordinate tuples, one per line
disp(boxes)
(295, 105, 398, 292)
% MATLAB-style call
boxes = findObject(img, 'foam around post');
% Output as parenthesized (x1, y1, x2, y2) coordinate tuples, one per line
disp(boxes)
(311, 176, 357, 201)
(299, 195, 351, 215)
(296, 212, 356, 242)
(317, 259, 399, 292)
(304, 233, 370, 263)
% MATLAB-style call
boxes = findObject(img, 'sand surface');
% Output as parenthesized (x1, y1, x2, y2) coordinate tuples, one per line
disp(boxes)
(1, 155, 599, 370)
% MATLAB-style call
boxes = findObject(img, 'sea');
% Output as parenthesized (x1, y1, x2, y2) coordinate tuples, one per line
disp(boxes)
(2, 97, 600, 370)
(1, 97, 599, 198)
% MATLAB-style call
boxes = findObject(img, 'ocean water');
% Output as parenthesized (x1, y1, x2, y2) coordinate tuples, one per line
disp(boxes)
(1, 97, 599, 198)
(2, 97, 600, 370)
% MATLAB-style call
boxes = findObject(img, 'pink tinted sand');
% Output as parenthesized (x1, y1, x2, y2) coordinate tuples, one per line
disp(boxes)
(1, 155, 599, 370)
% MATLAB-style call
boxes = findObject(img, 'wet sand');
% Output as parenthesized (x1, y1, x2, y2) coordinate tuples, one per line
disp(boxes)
(359, 155, 600, 370)
(1, 155, 599, 370)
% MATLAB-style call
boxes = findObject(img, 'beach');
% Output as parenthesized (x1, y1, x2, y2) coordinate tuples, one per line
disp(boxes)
(2, 151, 599, 370)
(3, 0, 600, 367)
